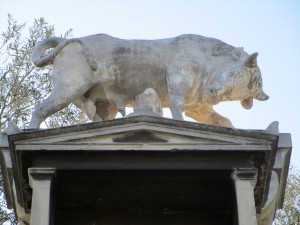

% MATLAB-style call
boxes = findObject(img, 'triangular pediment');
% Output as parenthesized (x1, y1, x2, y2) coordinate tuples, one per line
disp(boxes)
(12, 116, 277, 152)
(8, 116, 280, 215)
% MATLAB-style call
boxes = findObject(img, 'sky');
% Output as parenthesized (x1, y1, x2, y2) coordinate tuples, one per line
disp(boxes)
(0, 0, 299, 167)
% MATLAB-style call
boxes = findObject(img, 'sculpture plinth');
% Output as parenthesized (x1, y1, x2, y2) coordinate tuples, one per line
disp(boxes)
(0, 116, 292, 225)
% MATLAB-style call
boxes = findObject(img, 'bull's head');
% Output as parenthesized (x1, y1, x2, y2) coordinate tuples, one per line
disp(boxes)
(204, 49, 269, 108)
(240, 52, 269, 109)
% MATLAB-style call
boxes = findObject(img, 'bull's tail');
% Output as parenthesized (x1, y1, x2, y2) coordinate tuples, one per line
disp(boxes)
(31, 37, 67, 67)
(31, 37, 98, 71)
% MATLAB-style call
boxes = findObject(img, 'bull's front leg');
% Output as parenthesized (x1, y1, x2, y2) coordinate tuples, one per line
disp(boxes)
(185, 104, 234, 127)
(167, 72, 191, 121)
(169, 95, 185, 120)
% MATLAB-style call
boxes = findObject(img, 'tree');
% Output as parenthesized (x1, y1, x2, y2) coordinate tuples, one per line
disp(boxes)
(0, 14, 87, 131)
(273, 166, 300, 225)
(0, 173, 17, 225)
(0, 15, 88, 225)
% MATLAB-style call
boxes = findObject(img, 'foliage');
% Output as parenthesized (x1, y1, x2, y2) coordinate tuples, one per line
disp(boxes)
(273, 166, 300, 225)
(0, 173, 17, 225)
(0, 14, 87, 132)
(0, 15, 88, 225)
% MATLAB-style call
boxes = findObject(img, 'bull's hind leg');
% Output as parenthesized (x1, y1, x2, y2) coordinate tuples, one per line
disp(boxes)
(29, 43, 96, 128)
(95, 101, 118, 120)
(74, 97, 102, 122)
(28, 86, 88, 129)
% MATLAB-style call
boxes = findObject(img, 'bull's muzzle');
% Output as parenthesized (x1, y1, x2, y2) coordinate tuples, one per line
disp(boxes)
(255, 91, 269, 101)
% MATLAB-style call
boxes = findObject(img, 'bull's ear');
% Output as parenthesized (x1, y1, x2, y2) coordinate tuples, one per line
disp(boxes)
(233, 47, 244, 61)
(245, 52, 258, 68)
(241, 97, 253, 109)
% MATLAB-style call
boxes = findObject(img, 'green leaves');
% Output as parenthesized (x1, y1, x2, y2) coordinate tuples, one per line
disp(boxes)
(0, 15, 87, 131)
(0, 172, 17, 225)
(273, 166, 300, 225)
(0, 14, 89, 225)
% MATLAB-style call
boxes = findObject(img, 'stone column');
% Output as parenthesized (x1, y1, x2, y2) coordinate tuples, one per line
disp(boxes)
(232, 168, 258, 225)
(28, 168, 56, 225)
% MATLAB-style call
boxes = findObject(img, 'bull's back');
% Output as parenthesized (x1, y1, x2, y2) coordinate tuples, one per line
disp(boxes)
(78, 34, 236, 100)
(80, 33, 235, 62)
(81, 34, 176, 98)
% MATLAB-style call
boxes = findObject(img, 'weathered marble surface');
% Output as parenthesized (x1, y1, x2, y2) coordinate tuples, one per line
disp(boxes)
(29, 34, 268, 128)
(127, 88, 162, 117)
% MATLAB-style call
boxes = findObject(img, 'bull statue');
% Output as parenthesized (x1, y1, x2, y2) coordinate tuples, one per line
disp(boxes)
(29, 34, 268, 128)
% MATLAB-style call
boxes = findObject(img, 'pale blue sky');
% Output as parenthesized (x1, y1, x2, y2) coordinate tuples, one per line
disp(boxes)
(1, 0, 299, 166)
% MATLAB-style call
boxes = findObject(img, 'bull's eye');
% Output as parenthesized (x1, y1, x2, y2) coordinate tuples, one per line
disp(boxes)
(258, 81, 262, 88)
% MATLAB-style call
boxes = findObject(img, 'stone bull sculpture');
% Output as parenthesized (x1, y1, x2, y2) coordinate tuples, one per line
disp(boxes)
(29, 34, 268, 128)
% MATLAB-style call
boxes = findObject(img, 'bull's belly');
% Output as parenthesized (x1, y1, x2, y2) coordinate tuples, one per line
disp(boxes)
(116, 73, 168, 97)
(97, 59, 169, 98)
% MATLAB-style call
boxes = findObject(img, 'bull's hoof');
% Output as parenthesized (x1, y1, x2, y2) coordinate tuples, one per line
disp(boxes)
(92, 114, 103, 122)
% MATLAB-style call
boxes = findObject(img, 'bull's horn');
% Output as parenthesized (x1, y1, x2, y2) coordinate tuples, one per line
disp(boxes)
(255, 90, 269, 101)
(245, 52, 258, 68)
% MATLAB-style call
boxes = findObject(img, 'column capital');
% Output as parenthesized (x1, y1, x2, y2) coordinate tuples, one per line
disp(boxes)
(232, 168, 257, 185)
(28, 168, 56, 188)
